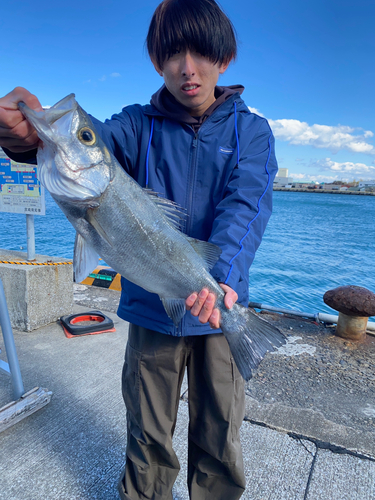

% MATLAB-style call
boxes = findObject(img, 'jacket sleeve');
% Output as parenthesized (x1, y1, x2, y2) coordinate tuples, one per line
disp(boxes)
(2, 148, 37, 164)
(209, 117, 278, 293)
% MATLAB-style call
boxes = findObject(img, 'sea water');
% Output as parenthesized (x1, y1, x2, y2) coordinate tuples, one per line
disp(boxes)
(0, 191, 374, 319)
(249, 191, 375, 319)
(0, 192, 76, 260)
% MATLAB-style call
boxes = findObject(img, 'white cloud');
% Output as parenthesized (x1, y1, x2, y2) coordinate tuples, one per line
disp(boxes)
(269, 119, 374, 155)
(248, 107, 374, 155)
(291, 173, 310, 179)
(83, 73, 120, 84)
(315, 158, 375, 176)
(290, 172, 343, 183)
(248, 107, 264, 117)
(289, 157, 375, 183)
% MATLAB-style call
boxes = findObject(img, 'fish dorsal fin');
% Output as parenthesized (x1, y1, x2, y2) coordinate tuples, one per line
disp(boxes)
(161, 298, 187, 326)
(143, 189, 187, 230)
(73, 232, 99, 283)
(186, 238, 222, 271)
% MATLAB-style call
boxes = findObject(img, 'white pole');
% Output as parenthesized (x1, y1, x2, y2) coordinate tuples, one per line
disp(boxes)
(26, 214, 35, 261)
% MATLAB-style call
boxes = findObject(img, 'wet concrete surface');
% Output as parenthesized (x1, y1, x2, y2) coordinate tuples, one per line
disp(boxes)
(73, 284, 375, 457)
(73, 283, 121, 314)
(73, 284, 375, 443)
(2, 284, 375, 498)
(246, 312, 375, 436)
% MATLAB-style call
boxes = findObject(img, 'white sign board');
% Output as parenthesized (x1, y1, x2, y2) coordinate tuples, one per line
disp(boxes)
(0, 158, 45, 215)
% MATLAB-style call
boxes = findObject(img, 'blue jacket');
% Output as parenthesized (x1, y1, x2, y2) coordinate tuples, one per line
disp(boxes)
(90, 88, 278, 336)
(4, 89, 277, 336)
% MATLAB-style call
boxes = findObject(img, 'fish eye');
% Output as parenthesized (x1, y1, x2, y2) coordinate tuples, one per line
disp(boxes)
(78, 127, 96, 146)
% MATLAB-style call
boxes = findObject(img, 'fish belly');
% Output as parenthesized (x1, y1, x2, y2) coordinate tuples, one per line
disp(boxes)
(62, 169, 221, 301)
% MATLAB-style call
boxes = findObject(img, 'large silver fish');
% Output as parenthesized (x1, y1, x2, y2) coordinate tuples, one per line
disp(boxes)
(19, 94, 285, 380)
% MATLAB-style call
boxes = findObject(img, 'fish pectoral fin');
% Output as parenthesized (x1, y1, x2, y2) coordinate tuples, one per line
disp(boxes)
(186, 238, 222, 271)
(85, 210, 113, 246)
(73, 232, 99, 283)
(161, 298, 187, 326)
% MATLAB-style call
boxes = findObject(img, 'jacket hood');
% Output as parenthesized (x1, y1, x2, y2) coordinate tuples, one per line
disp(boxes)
(150, 84, 245, 129)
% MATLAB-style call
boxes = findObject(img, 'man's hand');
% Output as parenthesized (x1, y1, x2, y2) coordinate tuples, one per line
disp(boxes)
(0, 87, 43, 153)
(185, 283, 238, 329)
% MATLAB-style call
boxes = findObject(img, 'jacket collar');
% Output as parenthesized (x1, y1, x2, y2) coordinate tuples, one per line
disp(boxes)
(144, 85, 247, 125)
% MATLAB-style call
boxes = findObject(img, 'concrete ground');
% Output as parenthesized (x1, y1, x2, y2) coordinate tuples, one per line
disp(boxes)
(0, 284, 374, 499)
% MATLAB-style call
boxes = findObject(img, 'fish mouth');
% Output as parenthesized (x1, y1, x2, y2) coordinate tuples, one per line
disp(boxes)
(18, 94, 77, 145)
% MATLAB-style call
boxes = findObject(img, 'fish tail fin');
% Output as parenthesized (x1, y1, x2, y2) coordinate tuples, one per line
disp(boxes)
(220, 304, 286, 381)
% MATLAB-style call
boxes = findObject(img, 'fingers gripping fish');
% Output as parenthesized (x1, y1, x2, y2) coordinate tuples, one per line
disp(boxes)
(19, 94, 286, 381)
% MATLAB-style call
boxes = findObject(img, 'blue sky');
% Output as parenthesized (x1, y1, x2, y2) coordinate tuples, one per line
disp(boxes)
(1, 0, 374, 182)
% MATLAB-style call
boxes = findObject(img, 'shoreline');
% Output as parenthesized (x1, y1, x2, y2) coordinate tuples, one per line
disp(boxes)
(273, 187, 375, 196)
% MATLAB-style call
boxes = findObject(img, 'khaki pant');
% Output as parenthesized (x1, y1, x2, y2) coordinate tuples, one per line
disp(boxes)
(118, 325, 246, 500)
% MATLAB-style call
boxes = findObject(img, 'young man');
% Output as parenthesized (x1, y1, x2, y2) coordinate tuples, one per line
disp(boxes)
(0, 0, 278, 498)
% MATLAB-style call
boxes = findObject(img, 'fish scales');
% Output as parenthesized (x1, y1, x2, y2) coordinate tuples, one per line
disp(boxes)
(18, 93, 286, 380)
(68, 171, 217, 299)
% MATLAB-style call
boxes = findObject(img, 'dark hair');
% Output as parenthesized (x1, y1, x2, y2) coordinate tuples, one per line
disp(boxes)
(147, 0, 237, 70)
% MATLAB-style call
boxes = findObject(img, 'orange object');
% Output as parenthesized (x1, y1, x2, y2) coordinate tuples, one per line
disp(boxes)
(60, 310, 115, 338)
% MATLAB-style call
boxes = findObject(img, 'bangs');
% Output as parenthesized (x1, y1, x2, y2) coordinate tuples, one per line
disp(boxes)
(147, 0, 237, 70)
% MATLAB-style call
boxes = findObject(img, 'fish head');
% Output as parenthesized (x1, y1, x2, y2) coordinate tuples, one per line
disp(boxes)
(19, 94, 113, 205)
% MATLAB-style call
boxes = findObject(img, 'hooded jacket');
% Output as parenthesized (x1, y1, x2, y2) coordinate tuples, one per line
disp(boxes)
(5, 86, 278, 337)
(89, 85, 278, 336)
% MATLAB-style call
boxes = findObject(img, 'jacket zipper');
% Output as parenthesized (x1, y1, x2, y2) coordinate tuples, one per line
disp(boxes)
(172, 131, 199, 337)
(175, 115, 228, 336)
(186, 131, 199, 236)
(176, 318, 183, 337)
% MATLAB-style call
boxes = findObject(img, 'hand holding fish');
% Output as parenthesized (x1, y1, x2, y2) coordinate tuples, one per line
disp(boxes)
(0, 87, 42, 153)
(186, 284, 238, 329)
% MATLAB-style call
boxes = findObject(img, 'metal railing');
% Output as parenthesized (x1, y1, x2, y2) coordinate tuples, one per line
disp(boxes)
(0, 277, 24, 400)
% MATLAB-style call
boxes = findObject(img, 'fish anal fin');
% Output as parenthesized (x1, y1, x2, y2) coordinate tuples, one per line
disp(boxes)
(187, 238, 221, 271)
(161, 297, 187, 326)
(73, 232, 99, 283)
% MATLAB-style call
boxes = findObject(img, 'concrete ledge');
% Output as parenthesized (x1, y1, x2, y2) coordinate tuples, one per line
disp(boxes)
(0, 249, 73, 331)
(245, 397, 375, 460)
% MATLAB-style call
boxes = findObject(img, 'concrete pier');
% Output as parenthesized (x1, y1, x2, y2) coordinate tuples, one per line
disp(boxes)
(0, 249, 73, 331)
(0, 284, 374, 499)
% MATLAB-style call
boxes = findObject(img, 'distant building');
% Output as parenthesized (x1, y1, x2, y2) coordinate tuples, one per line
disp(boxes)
(296, 182, 319, 189)
(323, 182, 341, 191)
(274, 167, 293, 186)
(359, 181, 375, 189)
(278, 168, 289, 177)
(322, 183, 340, 190)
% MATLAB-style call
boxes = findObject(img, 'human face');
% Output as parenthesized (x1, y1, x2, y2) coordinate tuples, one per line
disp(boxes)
(154, 50, 229, 116)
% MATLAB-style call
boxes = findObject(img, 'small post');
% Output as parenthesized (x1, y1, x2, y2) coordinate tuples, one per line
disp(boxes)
(26, 214, 35, 261)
